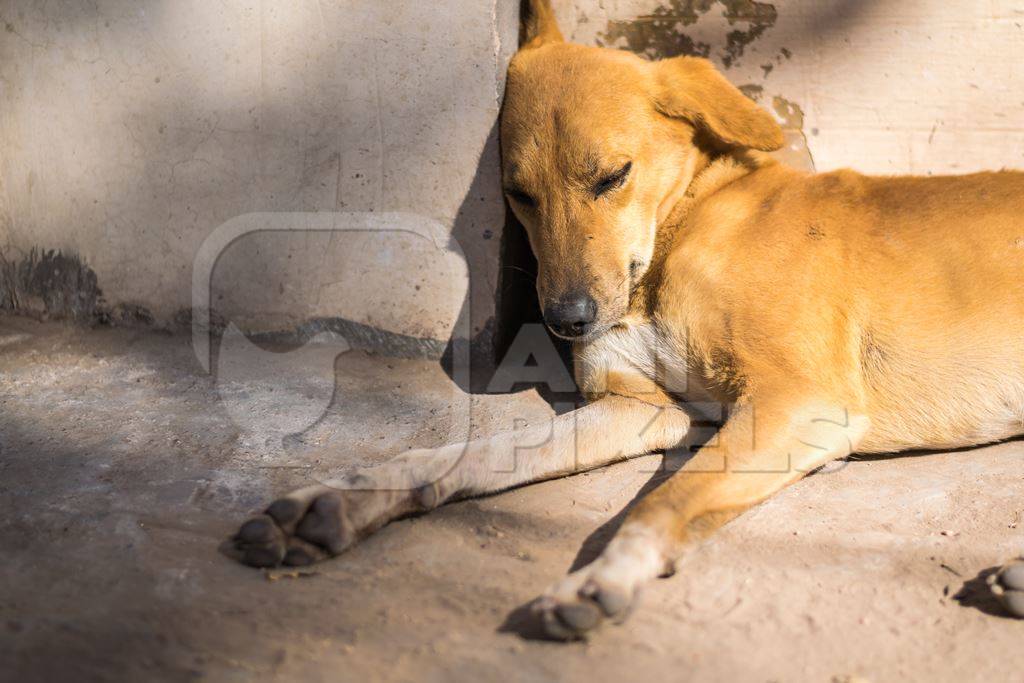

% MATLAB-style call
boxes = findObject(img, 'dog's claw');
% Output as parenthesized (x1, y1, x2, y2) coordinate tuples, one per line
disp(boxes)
(533, 566, 640, 640)
(223, 514, 288, 568)
(988, 559, 1024, 618)
(282, 536, 329, 566)
(581, 578, 634, 621)
(237, 515, 277, 544)
(555, 602, 602, 632)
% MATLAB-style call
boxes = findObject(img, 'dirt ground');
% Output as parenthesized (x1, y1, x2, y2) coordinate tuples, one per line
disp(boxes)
(2, 313, 1023, 683)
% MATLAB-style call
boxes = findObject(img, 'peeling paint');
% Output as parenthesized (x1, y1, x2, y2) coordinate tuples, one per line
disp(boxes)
(593, 0, 814, 172)
(1, 2, 509, 359)
(174, 307, 226, 332)
(0, 246, 455, 360)
(738, 83, 764, 101)
(595, 1, 813, 171)
(99, 303, 156, 327)
(720, 1, 777, 67)
(256, 317, 448, 360)
(771, 96, 815, 172)
(598, 0, 777, 65)
(772, 94, 804, 129)
(0, 248, 101, 322)
(0, 248, 171, 328)
(174, 307, 448, 360)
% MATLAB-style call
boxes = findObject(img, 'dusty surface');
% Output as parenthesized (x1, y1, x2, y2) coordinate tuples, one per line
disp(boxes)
(2, 313, 1023, 682)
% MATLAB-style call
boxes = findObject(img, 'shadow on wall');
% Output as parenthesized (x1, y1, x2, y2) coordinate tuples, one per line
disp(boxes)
(476, 0, 888, 401)
(588, 0, 888, 173)
(596, 0, 879, 62)
(441, 117, 578, 406)
(0, 0, 508, 362)
(1, 0, 889, 406)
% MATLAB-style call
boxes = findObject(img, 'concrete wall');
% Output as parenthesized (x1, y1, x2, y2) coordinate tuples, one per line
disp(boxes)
(0, 0, 518, 354)
(554, 0, 1024, 175)
(3, 0, 1023, 355)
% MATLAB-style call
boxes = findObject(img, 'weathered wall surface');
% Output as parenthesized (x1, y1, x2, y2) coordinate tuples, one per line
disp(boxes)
(3, 1, 1024, 354)
(0, 1, 517, 353)
(554, 0, 1024, 175)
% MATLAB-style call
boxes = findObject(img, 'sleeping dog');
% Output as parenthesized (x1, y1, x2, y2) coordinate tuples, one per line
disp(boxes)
(227, 0, 1024, 638)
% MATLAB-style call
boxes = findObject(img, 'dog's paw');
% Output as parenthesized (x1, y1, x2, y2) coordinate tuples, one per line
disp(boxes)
(987, 558, 1024, 618)
(223, 480, 435, 568)
(532, 525, 670, 640)
(532, 563, 640, 640)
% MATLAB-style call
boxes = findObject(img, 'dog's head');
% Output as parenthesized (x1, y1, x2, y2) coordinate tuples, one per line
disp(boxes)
(500, 0, 783, 340)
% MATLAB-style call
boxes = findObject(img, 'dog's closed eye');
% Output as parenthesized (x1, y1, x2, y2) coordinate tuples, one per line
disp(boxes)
(593, 161, 632, 199)
(505, 187, 536, 208)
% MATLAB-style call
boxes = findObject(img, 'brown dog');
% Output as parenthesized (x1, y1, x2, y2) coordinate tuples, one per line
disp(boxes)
(228, 0, 1024, 637)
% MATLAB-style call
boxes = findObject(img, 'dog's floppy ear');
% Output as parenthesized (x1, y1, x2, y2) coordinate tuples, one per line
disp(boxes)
(520, 0, 564, 48)
(653, 56, 784, 151)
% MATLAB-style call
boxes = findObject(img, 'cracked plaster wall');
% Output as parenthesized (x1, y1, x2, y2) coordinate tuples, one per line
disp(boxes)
(0, 0, 518, 351)
(557, 0, 1024, 175)
(4, 1, 1024, 351)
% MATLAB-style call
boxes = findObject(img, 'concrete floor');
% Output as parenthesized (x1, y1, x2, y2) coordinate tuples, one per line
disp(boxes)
(2, 313, 1023, 682)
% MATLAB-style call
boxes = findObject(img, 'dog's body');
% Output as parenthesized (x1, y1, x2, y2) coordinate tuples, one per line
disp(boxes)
(596, 160, 1024, 456)
(228, 0, 1024, 637)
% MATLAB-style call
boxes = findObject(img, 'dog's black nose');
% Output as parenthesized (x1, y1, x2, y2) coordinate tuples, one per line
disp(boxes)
(544, 293, 598, 338)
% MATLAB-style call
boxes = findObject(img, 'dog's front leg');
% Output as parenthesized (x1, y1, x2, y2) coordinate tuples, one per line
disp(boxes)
(225, 395, 691, 568)
(535, 395, 871, 639)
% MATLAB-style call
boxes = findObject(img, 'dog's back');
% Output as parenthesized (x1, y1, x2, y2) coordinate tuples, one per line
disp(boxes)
(660, 162, 1024, 452)
(854, 171, 1024, 450)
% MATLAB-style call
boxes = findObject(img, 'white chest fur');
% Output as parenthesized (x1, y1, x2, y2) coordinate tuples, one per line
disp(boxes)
(573, 317, 719, 416)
